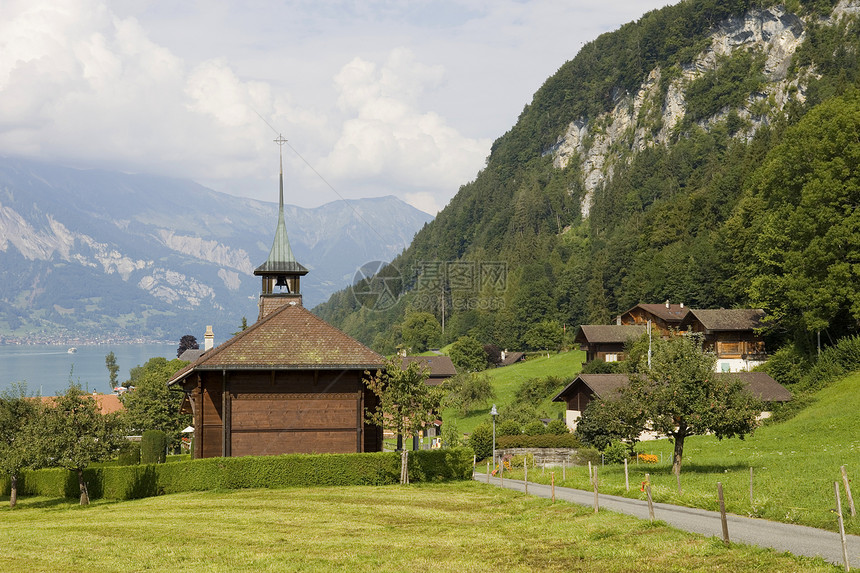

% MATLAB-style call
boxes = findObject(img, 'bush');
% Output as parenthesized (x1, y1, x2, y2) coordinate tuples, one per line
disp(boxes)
(468, 423, 494, 461)
(497, 420, 522, 436)
(760, 345, 809, 387)
(603, 441, 629, 464)
(11, 448, 475, 501)
(116, 442, 141, 466)
(797, 335, 860, 392)
(523, 420, 547, 436)
(141, 430, 167, 464)
(545, 419, 569, 435)
(496, 434, 581, 448)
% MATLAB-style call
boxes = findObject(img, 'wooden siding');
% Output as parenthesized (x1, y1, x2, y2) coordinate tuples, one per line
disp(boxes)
(186, 369, 382, 458)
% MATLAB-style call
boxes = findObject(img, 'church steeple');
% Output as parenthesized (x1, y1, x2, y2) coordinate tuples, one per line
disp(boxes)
(254, 135, 308, 319)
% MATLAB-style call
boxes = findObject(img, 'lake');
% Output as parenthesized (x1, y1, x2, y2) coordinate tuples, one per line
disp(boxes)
(0, 343, 178, 397)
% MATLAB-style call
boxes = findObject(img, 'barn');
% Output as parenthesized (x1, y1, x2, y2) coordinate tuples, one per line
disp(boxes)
(167, 140, 385, 458)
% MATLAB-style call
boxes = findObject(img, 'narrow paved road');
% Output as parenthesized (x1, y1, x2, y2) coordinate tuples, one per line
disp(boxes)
(474, 474, 860, 567)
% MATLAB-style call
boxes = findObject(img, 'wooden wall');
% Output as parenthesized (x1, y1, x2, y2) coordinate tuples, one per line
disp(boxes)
(188, 369, 382, 458)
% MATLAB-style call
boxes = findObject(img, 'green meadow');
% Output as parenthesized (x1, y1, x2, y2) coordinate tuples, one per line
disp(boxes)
(500, 370, 860, 534)
(442, 350, 585, 435)
(0, 482, 837, 572)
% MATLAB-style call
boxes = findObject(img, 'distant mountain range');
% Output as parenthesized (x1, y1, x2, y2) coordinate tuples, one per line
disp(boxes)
(0, 156, 432, 344)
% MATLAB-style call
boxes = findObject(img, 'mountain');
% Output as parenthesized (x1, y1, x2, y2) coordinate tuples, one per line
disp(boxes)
(316, 0, 860, 354)
(0, 156, 433, 343)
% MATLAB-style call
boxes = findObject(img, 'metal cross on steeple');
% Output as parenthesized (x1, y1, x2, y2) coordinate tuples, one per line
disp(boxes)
(274, 134, 288, 149)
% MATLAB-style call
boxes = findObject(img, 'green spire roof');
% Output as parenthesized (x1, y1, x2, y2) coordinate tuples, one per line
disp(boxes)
(254, 142, 308, 276)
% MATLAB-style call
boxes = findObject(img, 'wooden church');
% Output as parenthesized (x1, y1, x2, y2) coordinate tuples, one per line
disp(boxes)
(168, 138, 385, 458)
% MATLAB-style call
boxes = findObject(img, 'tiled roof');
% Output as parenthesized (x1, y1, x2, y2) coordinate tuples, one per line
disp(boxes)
(500, 351, 525, 366)
(574, 324, 647, 344)
(680, 309, 765, 331)
(553, 374, 630, 402)
(168, 302, 384, 385)
(401, 356, 457, 378)
(41, 393, 124, 414)
(553, 372, 790, 403)
(621, 303, 690, 323)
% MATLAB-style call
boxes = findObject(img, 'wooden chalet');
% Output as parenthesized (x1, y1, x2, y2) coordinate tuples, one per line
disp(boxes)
(168, 140, 385, 458)
(574, 324, 646, 364)
(401, 355, 457, 386)
(617, 301, 689, 336)
(553, 372, 790, 432)
(679, 309, 767, 373)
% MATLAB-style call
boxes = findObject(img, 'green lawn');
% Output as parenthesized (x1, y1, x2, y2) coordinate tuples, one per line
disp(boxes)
(500, 370, 860, 534)
(0, 482, 836, 572)
(444, 350, 586, 435)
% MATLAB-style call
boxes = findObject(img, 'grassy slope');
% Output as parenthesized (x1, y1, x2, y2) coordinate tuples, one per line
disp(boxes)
(0, 483, 835, 572)
(503, 370, 860, 534)
(444, 350, 586, 435)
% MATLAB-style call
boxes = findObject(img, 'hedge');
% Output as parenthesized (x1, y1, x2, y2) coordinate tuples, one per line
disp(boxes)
(1, 447, 474, 501)
(496, 434, 581, 448)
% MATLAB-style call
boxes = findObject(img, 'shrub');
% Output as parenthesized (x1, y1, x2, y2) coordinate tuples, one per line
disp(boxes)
(12, 448, 475, 501)
(140, 430, 167, 464)
(496, 434, 581, 448)
(468, 423, 494, 461)
(760, 345, 809, 387)
(603, 441, 629, 464)
(523, 420, 547, 436)
(545, 419, 569, 435)
(116, 442, 141, 466)
(797, 335, 860, 392)
(497, 420, 522, 436)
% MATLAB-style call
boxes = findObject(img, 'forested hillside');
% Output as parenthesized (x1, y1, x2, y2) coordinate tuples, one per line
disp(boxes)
(315, 0, 860, 356)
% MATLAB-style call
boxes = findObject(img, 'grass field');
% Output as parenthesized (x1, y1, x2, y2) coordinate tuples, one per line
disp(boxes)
(0, 482, 838, 572)
(443, 350, 586, 435)
(497, 370, 860, 534)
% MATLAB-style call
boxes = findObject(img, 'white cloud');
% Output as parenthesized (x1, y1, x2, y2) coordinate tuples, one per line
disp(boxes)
(0, 0, 675, 210)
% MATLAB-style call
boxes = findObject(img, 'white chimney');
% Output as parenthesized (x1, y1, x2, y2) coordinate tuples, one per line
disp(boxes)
(665, 300, 670, 308)
(204, 325, 214, 351)
(680, 302, 684, 309)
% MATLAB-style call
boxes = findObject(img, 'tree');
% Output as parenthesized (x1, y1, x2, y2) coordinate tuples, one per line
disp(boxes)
(575, 395, 647, 453)
(401, 312, 441, 353)
(105, 351, 119, 391)
(233, 317, 248, 336)
(630, 334, 762, 475)
(442, 373, 495, 416)
(120, 357, 191, 450)
(727, 91, 860, 337)
(365, 357, 442, 481)
(38, 385, 126, 505)
(467, 422, 493, 461)
(523, 320, 563, 351)
(177, 334, 199, 358)
(0, 383, 42, 508)
(448, 335, 488, 373)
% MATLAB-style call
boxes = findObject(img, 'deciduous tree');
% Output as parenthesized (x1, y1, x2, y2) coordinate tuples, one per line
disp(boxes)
(448, 335, 488, 373)
(630, 334, 761, 475)
(0, 383, 42, 508)
(120, 357, 191, 450)
(38, 385, 126, 505)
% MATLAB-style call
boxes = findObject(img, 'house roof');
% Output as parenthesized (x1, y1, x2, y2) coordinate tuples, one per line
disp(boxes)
(41, 393, 124, 414)
(552, 374, 631, 402)
(168, 302, 385, 385)
(620, 303, 690, 324)
(574, 324, 647, 344)
(178, 348, 206, 362)
(553, 371, 790, 403)
(500, 351, 525, 366)
(679, 309, 765, 332)
(717, 371, 792, 402)
(401, 356, 457, 378)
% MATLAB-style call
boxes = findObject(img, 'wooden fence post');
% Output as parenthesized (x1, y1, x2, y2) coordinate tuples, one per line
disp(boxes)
(750, 467, 754, 506)
(593, 467, 599, 514)
(563, 459, 566, 481)
(841, 465, 856, 518)
(551, 471, 555, 502)
(487, 462, 490, 484)
(624, 459, 629, 492)
(645, 473, 655, 522)
(717, 482, 729, 546)
(588, 461, 593, 481)
(524, 459, 528, 495)
(835, 481, 850, 572)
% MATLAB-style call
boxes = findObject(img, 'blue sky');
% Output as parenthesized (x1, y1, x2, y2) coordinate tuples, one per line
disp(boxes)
(0, 0, 673, 214)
